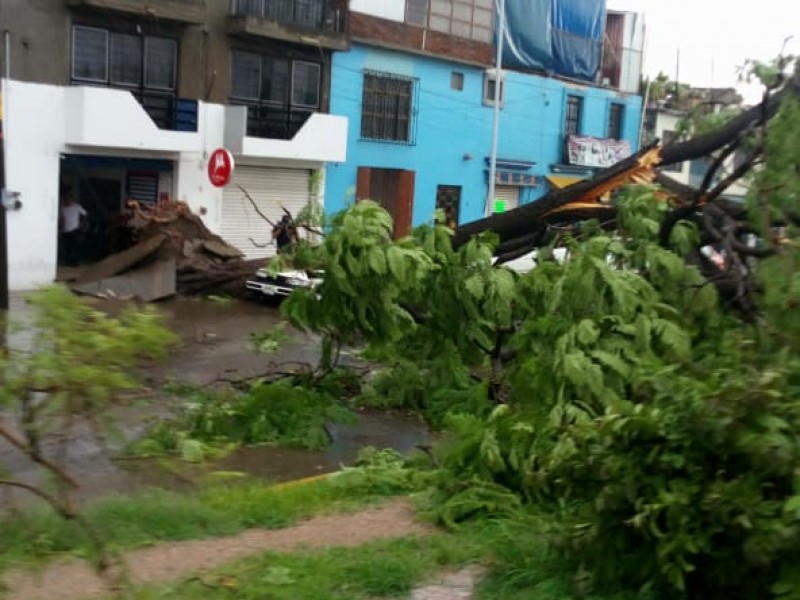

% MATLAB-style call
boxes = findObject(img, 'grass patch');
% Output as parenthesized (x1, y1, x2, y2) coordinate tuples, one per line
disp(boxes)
(471, 514, 653, 600)
(0, 456, 419, 573)
(109, 533, 483, 599)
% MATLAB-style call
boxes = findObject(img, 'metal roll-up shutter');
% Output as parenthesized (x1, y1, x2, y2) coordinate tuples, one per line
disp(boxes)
(222, 166, 310, 260)
(494, 185, 520, 211)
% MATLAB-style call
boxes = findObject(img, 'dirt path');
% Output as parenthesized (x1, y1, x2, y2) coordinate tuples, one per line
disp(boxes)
(2, 499, 433, 600)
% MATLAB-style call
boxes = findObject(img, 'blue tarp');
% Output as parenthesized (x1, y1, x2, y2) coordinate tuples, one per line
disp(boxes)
(496, 0, 606, 82)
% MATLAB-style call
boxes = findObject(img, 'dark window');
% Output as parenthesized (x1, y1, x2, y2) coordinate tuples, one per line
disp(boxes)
(565, 95, 583, 136)
(231, 0, 326, 28)
(72, 26, 108, 82)
(450, 71, 464, 91)
(436, 185, 461, 229)
(292, 61, 321, 107)
(360, 72, 416, 144)
(608, 103, 624, 140)
(230, 51, 321, 139)
(661, 130, 682, 172)
(145, 37, 177, 90)
(71, 26, 180, 130)
(406, 0, 428, 25)
(109, 34, 142, 86)
(483, 71, 504, 106)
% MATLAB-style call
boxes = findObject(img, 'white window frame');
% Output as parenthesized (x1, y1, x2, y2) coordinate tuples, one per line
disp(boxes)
(291, 60, 322, 109)
(71, 25, 109, 84)
(143, 37, 178, 91)
(482, 69, 505, 108)
(230, 50, 262, 101)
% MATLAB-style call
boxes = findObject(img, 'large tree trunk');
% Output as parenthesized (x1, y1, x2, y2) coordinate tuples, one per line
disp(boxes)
(452, 73, 799, 254)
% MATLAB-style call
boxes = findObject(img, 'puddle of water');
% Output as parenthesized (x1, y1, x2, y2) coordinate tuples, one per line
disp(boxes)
(214, 410, 430, 482)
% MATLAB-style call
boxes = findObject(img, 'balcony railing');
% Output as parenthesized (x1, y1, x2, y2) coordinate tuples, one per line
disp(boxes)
(231, 0, 346, 33)
(234, 103, 312, 140)
(134, 92, 199, 132)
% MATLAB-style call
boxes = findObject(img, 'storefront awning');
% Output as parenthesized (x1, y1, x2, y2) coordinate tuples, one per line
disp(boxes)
(546, 175, 584, 189)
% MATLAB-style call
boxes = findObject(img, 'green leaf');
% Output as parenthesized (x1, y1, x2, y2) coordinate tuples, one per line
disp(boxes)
(367, 246, 387, 275)
(590, 350, 631, 378)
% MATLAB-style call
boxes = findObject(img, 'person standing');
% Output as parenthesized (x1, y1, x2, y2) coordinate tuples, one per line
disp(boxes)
(272, 214, 298, 254)
(59, 190, 87, 266)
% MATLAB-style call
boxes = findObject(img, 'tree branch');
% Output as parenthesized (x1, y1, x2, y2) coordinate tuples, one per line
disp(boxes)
(0, 421, 80, 489)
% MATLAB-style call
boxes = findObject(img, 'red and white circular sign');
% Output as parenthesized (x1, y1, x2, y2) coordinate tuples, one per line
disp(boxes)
(207, 148, 235, 187)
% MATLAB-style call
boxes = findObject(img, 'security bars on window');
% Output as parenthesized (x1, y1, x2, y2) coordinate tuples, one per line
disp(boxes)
(360, 71, 419, 145)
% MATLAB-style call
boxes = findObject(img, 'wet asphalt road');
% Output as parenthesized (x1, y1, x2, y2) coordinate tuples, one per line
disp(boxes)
(0, 294, 428, 503)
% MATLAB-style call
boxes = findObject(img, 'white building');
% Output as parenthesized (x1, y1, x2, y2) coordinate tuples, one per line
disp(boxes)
(1, 79, 347, 291)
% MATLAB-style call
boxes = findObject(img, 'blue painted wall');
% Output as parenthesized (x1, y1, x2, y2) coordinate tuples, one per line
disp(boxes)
(325, 43, 642, 227)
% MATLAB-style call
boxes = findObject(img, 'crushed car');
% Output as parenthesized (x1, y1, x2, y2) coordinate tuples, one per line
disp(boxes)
(245, 267, 324, 300)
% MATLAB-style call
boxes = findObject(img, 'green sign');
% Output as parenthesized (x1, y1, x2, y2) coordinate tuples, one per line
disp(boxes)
(493, 199, 506, 213)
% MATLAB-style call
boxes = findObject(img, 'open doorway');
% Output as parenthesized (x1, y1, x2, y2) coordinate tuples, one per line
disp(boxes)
(57, 155, 173, 277)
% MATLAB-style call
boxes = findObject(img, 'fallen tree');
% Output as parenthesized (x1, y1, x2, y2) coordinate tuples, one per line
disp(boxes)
(451, 64, 800, 320)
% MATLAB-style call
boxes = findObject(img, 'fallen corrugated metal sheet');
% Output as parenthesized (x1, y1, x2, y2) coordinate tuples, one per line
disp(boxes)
(71, 258, 176, 302)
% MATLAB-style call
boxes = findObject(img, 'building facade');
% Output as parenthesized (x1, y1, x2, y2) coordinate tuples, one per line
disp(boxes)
(324, 0, 645, 235)
(1, 0, 349, 290)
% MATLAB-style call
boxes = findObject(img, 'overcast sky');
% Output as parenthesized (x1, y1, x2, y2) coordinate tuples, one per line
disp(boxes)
(606, 0, 799, 103)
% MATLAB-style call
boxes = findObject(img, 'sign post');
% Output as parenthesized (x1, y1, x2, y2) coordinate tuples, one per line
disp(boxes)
(207, 148, 235, 188)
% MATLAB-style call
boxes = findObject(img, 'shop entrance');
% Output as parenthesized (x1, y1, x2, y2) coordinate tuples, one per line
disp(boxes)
(57, 155, 172, 273)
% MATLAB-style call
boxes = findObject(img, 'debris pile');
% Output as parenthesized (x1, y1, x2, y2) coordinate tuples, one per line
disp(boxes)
(71, 200, 266, 301)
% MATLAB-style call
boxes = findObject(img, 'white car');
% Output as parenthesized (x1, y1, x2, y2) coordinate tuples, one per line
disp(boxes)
(245, 268, 324, 299)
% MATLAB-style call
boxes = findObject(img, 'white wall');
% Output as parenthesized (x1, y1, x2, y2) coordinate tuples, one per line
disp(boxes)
(349, 0, 405, 22)
(2, 80, 348, 290)
(65, 86, 201, 153)
(175, 103, 226, 235)
(655, 111, 690, 184)
(3, 80, 65, 290)
(619, 12, 645, 94)
(240, 114, 349, 163)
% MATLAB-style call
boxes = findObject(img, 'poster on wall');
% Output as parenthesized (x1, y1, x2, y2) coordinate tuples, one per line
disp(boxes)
(567, 135, 631, 168)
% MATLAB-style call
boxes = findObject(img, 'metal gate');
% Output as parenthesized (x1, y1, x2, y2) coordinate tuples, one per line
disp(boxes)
(494, 185, 520, 211)
(221, 166, 310, 260)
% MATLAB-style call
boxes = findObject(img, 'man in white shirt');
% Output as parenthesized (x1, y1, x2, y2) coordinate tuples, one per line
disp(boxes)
(60, 190, 88, 266)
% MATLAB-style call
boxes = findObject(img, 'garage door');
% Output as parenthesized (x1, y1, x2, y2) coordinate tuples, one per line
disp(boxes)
(493, 185, 520, 212)
(222, 166, 310, 260)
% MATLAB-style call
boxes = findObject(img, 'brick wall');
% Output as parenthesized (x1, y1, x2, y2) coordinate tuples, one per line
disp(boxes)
(350, 12, 493, 66)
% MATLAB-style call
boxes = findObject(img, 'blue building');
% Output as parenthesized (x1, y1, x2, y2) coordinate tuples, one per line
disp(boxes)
(325, 1, 645, 235)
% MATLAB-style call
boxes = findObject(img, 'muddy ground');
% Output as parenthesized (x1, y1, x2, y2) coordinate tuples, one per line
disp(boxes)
(1, 293, 428, 503)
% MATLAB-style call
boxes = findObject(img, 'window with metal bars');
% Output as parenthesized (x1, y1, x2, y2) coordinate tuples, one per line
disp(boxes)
(565, 95, 583, 136)
(360, 72, 417, 144)
(608, 103, 624, 140)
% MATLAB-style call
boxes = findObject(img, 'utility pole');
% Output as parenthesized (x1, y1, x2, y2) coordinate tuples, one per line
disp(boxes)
(487, 0, 506, 216)
(0, 30, 9, 311)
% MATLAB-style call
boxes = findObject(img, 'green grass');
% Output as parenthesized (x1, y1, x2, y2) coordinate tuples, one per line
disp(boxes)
(107, 533, 483, 600)
(111, 515, 646, 600)
(0, 471, 406, 573)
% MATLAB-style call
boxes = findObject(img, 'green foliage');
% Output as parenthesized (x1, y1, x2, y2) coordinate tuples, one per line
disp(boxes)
(249, 323, 290, 355)
(143, 378, 355, 452)
(332, 446, 434, 496)
(282, 201, 433, 353)
(0, 286, 176, 414)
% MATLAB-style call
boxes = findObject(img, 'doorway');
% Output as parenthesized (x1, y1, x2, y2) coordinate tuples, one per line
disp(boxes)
(435, 185, 461, 229)
(356, 167, 415, 238)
